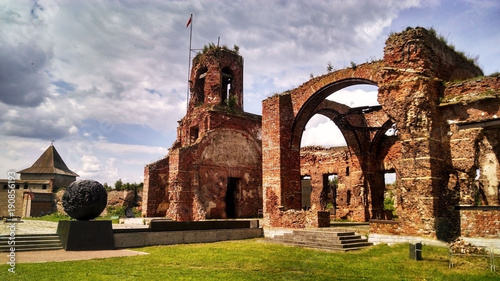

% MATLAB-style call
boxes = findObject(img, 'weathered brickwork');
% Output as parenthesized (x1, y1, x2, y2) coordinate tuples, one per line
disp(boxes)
(142, 158, 169, 217)
(262, 27, 500, 241)
(142, 48, 262, 221)
(144, 27, 500, 243)
(300, 146, 364, 220)
(459, 208, 500, 238)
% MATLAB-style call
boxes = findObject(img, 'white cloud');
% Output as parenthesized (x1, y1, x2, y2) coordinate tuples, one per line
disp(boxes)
(302, 86, 379, 148)
(328, 87, 379, 107)
(301, 115, 347, 148)
(68, 125, 78, 135)
(94, 142, 167, 156)
(0, 0, 498, 184)
(78, 155, 102, 178)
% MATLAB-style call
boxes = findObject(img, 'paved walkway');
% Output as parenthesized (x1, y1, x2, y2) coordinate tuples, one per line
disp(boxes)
(1, 220, 150, 263)
(0, 219, 149, 235)
(1, 220, 58, 235)
(0, 249, 149, 263)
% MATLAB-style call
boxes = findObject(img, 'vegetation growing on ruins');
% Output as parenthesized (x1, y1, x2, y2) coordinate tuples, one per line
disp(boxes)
(388, 26, 481, 71)
(427, 27, 480, 68)
(225, 95, 238, 113)
(383, 189, 396, 217)
(193, 43, 240, 64)
(326, 61, 333, 73)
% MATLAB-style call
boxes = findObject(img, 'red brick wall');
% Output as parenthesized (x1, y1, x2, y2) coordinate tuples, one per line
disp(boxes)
(142, 157, 169, 217)
(459, 207, 500, 238)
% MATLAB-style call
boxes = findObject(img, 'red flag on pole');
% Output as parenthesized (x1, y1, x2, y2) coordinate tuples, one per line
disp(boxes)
(186, 14, 192, 28)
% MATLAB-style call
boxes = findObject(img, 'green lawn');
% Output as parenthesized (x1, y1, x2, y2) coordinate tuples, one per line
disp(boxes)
(1, 240, 498, 280)
(23, 212, 121, 224)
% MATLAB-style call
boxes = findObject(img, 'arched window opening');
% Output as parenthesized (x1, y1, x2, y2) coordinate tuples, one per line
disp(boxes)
(190, 126, 199, 144)
(301, 84, 379, 148)
(221, 67, 233, 105)
(195, 66, 208, 106)
(383, 170, 397, 220)
(322, 174, 338, 213)
(301, 175, 312, 210)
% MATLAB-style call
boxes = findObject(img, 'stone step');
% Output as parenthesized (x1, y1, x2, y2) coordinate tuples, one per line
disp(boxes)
(284, 233, 361, 240)
(277, 233, 364, 243)
(274, 237, 370, 247)
(0, 233, 59, 239)
(1, 246, 63, 252)
(291, 230, 357, 236)
(274, 236, 366, 245)
(270, 229, 373, 252)
(0, 233, 63, 252)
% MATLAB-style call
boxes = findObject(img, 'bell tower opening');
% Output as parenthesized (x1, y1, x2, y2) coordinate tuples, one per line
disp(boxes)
(194, 66, 208, 106)
(221, 67, 233, 106)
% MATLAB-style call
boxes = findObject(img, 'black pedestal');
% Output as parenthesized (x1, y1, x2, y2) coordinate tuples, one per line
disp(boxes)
(57, 220, 115, 251)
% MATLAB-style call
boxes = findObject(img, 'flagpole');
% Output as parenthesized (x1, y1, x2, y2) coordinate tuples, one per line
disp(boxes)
(186, 14, 193, 113)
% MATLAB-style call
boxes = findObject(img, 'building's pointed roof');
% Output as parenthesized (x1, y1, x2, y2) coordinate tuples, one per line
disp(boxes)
(18, 145, 79, 177)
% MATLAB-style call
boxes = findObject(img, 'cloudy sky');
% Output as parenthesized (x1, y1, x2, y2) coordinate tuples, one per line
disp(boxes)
(1, 0, 499, 185)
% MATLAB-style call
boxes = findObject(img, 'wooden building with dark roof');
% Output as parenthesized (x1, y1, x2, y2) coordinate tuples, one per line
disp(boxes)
(1, 144, 78, 217)
(17, 144, 79, 191)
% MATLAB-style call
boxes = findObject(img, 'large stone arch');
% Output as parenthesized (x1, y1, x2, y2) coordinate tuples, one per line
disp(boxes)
(299, 99, 396, 221)
(289, 64, 383, 148)
(262, 62, 390, 228)
(262, 27, 485, 241)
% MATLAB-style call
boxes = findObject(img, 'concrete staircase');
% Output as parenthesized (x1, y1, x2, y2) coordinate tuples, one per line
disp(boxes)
(0, 234, 63, 252)
(270, 229, 372, 251)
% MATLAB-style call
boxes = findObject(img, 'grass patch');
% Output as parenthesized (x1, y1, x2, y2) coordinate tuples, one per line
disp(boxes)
(1, 240, 498, 280)
(23, 210, 129, 224)
(23, 212, 70, 222)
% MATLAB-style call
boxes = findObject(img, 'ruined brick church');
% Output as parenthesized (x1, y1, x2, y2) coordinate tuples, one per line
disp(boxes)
(142, 47, 263, 221)
(143, 27, 500, 242)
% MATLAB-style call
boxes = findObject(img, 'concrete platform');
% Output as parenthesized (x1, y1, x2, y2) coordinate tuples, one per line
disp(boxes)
(114, 227, 263, 248)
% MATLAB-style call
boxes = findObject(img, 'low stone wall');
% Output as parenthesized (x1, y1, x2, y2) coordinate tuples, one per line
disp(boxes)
(368, 233, 448, 247)
(369, 220, 401, 235)
(114, 228, 263, 248)
(458, 206, 500, 238)
(263, 227, 294, 238)
(460, 237, 500, 251)
(267, 210, 330, 228)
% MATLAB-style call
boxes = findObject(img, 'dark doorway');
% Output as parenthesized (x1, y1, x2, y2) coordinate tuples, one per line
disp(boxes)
(301, 176, 312, 210)
(226, 177, 239, 218)
(322, 174, 338, 214)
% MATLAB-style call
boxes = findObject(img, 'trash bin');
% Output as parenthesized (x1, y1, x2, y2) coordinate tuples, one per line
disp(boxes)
(409, 243, 422, 261)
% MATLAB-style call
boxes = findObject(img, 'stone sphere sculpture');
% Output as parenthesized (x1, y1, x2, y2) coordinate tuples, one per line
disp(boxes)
(62, 179, 107, 220)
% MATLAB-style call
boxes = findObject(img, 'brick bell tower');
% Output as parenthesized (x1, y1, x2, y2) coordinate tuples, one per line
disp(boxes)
(143, 45, 262, 221)
(174, 47, 244, 147)
(189, 47, 243, 110)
